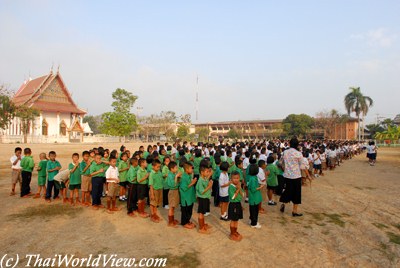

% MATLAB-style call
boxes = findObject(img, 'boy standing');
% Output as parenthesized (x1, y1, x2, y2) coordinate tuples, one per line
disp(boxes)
(20, 148, 34, 198)
(34, 153, 47, 199)
(105, 157, 120, 213)
(10, 147, 22, 196)
(69, 153, 82, 206)
(228, 171, 244, 241)
(45, 151, 61, 202)
(196, 164, 213, 234)
(179, 162, 197, 229)
(80, 151, 92, 206)
(90, 154, 106, 209)
(167, 161, 182, 227)
(136, 158, 150, 218)
(127, 157, 139, 217)
(148, 159, 163, 223)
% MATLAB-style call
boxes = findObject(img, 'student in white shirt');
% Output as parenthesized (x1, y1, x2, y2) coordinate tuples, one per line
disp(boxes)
(10, 147, 23, 196)
(219, 162, 231, 221)
(105, 157, 120, 213)
(257, 160, 269, 214)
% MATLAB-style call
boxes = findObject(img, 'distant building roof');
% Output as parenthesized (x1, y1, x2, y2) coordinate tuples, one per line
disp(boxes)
(82, 122, 93, 134)
(12, 70, 86, 114)
(394, 114, 400, 125)
(194, 119, 283, 126)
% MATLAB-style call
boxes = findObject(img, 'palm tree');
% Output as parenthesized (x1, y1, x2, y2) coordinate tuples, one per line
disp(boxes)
(344, 87, 373, 141)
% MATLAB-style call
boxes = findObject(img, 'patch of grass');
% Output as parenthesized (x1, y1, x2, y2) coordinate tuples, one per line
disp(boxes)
(354, 186, 363, 190)
(387, 232, 400, 245)
(323, 213, 345, 228)
(156, 252, 200, 268)
(342, 213, 350, 217)
(303, 225, 313, 229)
(8, 204, 83, 220)
(292, 220, 301, 224)
(372, 223, 388, 230)
(309, 212, 324, 221)
(321, 230, 329, 235)
(364, 186, 376, 190)
(380, 242, 388, 250)
(392, 223, 400, 231)
(279, 216, 288, 226)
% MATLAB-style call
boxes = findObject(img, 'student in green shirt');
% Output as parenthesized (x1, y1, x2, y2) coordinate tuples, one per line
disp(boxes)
(228, 171, 244, 241)
(266, 156, 279, 206)
(149, 160, 163, 223)
(80, 151, 92, 206)
(196, 162, 213, 234)
(45, 151, 61, 201)
(118, 153, 130, 201)
(211, 157, 221, 207)
(127, 157, 139, 216)
(179, 162, 197, 229)
(161, 157, 171, 209)
(247, 164, 263, 229)
(226, 150, 235, 174)
(68, 153, 81, 205)
(34, 152, 48, 199)
(166, 161, 182, 227)
(136, 158, 150, 218)
(193, 149, 203, 179)
(89, 154, 106, 208)
(20, 148, 34, 198)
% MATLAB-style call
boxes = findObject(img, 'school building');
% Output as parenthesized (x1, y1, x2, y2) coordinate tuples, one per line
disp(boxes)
(325, 118, 359, 140)
(0, 69, 88, 143)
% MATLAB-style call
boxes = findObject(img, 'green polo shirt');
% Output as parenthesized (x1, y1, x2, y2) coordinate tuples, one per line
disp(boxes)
(90, 162, 106, 177)
(179, 172, 196, 206)
(196, 176, 211, 199)
(118, 160, 129, 182)
(167, 172, 180, 190)
(233, 165, 244, 182)
(127, 165, 139, 184)
(137, 167, 148, 185)
(47, 160, 61, 181)
(79, 161, 91, 176)
(162, 165, 170, 189)
(266, 164, 279, 187)
(69, 163, 81, 185)
(247, 175, 262, 205)
(193, 157, 203, 175)
(21, 155, 34, 172)
(149, 170, 164, 190)
(228, 184, 243, 203)
(212, 166, 221, 181)
(38, 160, 47, 178)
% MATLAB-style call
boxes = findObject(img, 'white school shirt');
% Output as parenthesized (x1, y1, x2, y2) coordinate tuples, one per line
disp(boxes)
(257, 167, 266, 185)
(259, 154, 267, 162)
(367, 145, 377, 154)
(218, 172, 230, 197)
(10, 155, 22, 169)
(242, 158, 250, 169)
(313, 153, 322, 165)
(106, 166, 119, 183)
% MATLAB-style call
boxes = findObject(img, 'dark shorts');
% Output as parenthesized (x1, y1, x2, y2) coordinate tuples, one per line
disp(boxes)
(228, 202, 243, 221)
(219, 195, 229, 202)
(279, 177, 302, 205)
(197, 197, 210, 214)
(267, 185, 278, 191)
(54, 181, 66, 190)
(313, 164, 321, 170)
(369, 153, 376, 160)
(69, 184, 81, 190)
(137, 184, 148, 200)
(119, 181, 128, 187)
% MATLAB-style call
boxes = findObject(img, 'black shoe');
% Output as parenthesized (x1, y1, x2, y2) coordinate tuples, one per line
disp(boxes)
(292, 212, 303, 217)
(280, 204, 285, 213)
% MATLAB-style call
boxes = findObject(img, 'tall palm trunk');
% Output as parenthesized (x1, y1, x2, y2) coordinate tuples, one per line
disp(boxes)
(358, 115, 361, 141)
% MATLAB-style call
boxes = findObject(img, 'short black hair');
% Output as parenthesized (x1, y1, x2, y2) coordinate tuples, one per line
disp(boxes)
(290, 137, 299, 149)
(220, 161, 229, 172)
(72, 153, 79, 158)
(168, 161, 177, 170)
(248, 164, 259, 176)
(231, 170, 240, 178)
(138, 158, 146, 166)
(24, 148, 31, 154)
(15, 147, 22, 153)
(49, 151, 56, 156)
(153, 159, 161, 166)
(82, 150, 90, 157)
(258, 160, 266, 167)
(130, 157, 138, 165)
(109, 156, 117, 161)
(267, 156, 275, 164)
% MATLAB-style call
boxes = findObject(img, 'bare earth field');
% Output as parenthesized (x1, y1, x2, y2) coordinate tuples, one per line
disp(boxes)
(0, 143, 399, 268)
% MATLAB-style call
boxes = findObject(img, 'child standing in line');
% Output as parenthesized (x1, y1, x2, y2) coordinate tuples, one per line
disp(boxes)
(179, 162, 197, 229)
(127, 157, 139, 217)
(162, 157, 171, 209)
(45, 151, 61, 202)
(212, 157, 221, 207)
(218, 162, 230, 221)
(118, 153, 129, 201)
(228, 171, 244, 241)
(167, 161, 182, 227)
(257, 160, 268, 214)
(193, 149, 203, 179)
(10, 147, 22, 196)
(20, 148, 34, 198)
(149, 159, 164, 223)
(68, 153, 82, 206)
(196, 163, 213, 234)
(34, 153, 47, 199)
(89, 153, 106, 209)
(248, 164, 263, 229)
(105, 156, 120, 213)
(266, 156, 279, 206)
(136, 158, 150, 218)
(80, 151, 92, 206)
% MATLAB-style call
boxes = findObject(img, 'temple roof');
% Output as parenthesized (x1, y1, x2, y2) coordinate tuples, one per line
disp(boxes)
(12, 70, 86, 115)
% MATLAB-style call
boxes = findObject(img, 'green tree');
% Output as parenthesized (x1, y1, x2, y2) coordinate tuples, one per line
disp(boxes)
(15, 105, 40, 143)
(282, 114, 314, 138)
(0, 84, 16, 130)
(344, 87, 373, 141)
(375, 125, 400, 143)
(177, 125, 189, 139)
(195, 127, 210, 142)
(227, 128, 241, 140)
(100, 88, 138, 137)
(366, 123, 384, 138)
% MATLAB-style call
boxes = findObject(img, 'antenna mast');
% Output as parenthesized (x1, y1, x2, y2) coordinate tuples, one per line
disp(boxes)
(196, 75, 199, 122)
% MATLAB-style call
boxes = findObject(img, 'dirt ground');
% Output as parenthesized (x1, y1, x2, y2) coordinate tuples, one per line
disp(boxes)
(0, 143, 399, 268)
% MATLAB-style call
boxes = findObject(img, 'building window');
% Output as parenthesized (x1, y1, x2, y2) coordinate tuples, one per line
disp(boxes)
(60, 121, 67, 136)
(42, 120, 48, 136)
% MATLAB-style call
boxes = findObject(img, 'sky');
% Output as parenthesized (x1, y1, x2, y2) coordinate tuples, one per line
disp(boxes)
(0, 0, 399, 124)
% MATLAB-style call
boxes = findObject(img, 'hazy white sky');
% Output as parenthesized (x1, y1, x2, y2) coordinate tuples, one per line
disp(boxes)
(0, 0, 399, 124)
